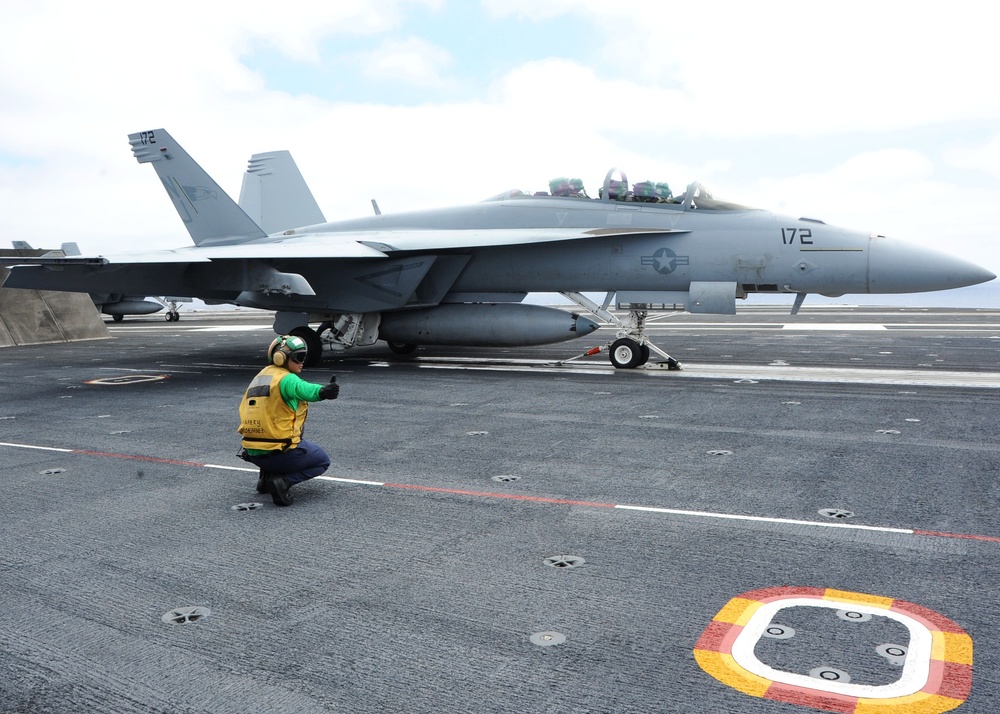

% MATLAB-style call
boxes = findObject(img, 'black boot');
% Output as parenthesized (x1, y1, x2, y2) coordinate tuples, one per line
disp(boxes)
(256, 470, 270, 494)
(268, 474, 293, 506)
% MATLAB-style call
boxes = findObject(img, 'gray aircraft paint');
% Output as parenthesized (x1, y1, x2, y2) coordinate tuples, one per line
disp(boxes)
(2, 128, 993, 366)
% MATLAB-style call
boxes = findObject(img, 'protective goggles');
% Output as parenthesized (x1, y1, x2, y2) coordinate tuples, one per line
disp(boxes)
(289, 350, 308, 364)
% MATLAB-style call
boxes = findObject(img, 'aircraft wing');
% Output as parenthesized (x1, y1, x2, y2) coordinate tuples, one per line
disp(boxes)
(0, 240, 389, 266)
(1, 227, 686, 267)
(348, 227, 687, 253)
(2, 225, 690, 313)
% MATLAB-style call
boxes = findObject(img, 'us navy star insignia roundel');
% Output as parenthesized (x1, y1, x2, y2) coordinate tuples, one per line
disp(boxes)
(641, 247, 689, 275)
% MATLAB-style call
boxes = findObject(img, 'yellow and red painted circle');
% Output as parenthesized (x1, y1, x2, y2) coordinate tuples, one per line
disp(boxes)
(695, 586, 972, 713)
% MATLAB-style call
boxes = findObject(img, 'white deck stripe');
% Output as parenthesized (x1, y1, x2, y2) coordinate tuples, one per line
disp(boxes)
(0, 441, 74, 453)
(316, 475, 385, 486)
(614, 504, 913, 534)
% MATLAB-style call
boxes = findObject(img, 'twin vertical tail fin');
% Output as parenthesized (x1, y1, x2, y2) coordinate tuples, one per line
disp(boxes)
(238, 151, 326, 235)
(128, 129, 267, 246)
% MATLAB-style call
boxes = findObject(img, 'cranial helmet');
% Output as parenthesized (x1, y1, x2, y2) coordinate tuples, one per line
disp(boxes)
(548, 177, 572, 196)
(268, 334, 308, 367)
(633, 181, 656, 199)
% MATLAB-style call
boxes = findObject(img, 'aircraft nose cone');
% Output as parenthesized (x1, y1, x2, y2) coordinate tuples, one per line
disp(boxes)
(868, 236, 996, 293)
(574, 314, 600, 335)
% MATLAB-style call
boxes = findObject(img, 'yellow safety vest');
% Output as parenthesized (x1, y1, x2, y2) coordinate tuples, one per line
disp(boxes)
(238, 365, 309, 451)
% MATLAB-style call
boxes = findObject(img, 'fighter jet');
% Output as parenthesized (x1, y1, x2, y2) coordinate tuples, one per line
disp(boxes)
(87, 293, 169, 321)
(93, 294, 191, 322)
(3, 128, 994, 368)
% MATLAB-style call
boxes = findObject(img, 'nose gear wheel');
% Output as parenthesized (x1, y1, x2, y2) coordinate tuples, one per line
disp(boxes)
(610, 338, 648, 369)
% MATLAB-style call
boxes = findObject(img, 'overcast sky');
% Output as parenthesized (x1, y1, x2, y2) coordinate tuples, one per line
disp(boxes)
(1, 0, 997, 302)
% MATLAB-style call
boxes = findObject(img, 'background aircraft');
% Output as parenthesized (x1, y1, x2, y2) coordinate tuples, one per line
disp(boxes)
(97, 295, 190, 322)
(2, 129, 994, 368)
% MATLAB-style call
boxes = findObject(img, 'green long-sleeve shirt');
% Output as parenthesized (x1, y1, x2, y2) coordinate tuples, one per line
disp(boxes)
(277, 371, 323, 412)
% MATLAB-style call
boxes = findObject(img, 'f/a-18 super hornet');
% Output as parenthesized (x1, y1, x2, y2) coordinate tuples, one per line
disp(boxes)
(3, 129, 994, 368)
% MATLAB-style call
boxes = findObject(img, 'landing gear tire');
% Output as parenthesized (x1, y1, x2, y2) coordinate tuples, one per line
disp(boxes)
(610, 338, 644, 369)
(290, 326, 323, 367)
(387, 341, 418, 355)
(639, 344, 651, 366)
(165, 312, 179, 322)
(112, 314, 123, 323)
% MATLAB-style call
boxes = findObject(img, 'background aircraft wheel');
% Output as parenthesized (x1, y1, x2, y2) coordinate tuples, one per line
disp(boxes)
(112, 314, 124, 323)
(610, 338, 643, 369)
(639, 344, 650, 366)
(387, 340, 418, 355)
(289, 326, 323, 367)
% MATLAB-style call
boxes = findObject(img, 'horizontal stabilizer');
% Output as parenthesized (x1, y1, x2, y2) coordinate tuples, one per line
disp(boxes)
(128, 129, 267, 247)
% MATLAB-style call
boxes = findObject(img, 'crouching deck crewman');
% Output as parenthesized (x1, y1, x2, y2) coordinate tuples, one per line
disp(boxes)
(238, 335, 340, 506)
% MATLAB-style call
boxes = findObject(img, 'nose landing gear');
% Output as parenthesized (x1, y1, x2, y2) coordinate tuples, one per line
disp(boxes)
(560, 292, 682, 370)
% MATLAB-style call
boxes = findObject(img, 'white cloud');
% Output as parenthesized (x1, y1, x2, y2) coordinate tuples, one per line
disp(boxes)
(234, 0, 444, 62)
(359, 37, 453, 87)
(745, 149, 934, 220)
(485, 0, 1000, 136)
(944, 135, 1000, 179)
(493, 59, 690, 133)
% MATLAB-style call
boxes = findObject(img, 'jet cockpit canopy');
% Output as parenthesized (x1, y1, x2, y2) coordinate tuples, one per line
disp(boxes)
(678, 182, 754, 211)
(482, 169, 756, 211)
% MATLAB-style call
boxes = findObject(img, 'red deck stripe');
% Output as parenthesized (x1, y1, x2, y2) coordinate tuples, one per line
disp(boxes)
(71, 448, 206, 467)
(383, 482, 615, 508)
(913, 529, 1000, 543)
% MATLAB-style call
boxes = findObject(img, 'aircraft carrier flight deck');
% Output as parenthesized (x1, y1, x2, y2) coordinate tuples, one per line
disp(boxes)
(1, 305, 998, 713)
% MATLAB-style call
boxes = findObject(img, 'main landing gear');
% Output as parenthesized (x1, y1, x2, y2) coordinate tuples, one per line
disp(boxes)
(276, 313, 382, 367)
(155, 298, 182, 321)
(560, 292, 682, 370)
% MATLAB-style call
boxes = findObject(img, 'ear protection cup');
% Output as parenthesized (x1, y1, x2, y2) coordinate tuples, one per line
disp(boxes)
(268, 336, 288, 366)
(267, 334, 307, 367)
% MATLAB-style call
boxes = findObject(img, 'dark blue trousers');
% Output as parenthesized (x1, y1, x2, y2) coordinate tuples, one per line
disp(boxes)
(245, 440, 331, 486)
